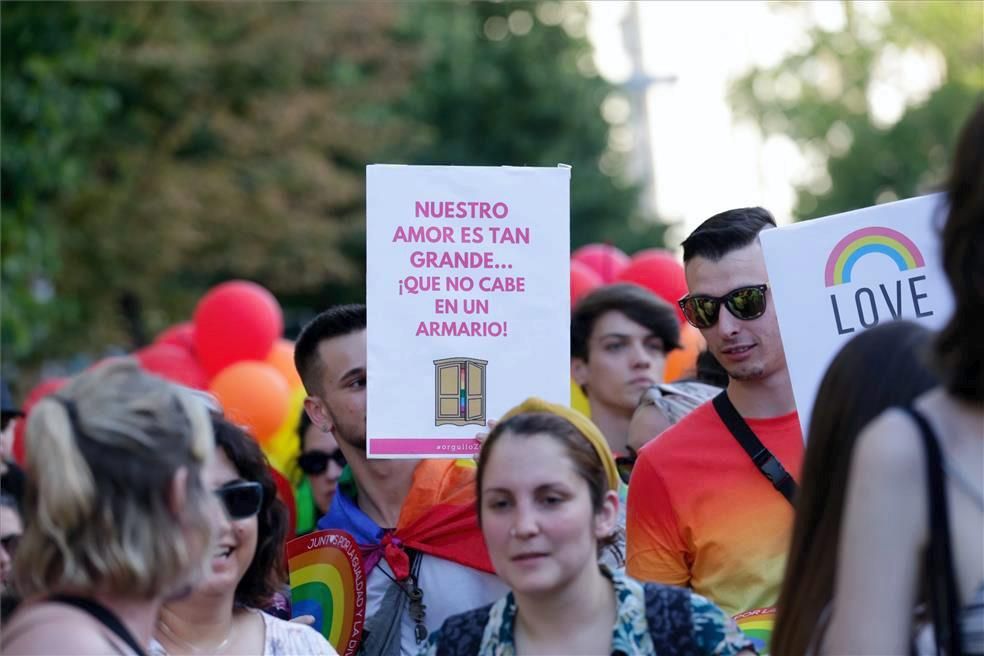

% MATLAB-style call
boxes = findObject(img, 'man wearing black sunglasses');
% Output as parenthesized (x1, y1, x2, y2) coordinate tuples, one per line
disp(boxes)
(294, 304, 506, 655)
(626, 208, 804, 623)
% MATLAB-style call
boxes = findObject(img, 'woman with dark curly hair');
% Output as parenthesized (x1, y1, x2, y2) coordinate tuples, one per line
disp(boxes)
(151, 416, 336, 656)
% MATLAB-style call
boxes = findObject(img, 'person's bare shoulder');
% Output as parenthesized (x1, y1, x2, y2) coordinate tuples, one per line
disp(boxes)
(852, 407, 925, 484)
(2, 603, 125, 655)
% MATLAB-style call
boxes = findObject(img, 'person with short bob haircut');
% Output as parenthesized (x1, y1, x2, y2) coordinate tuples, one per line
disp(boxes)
(771, 321, 938, 655)
(2, 359, 216, 656)
(152, 416, 335, 655)
(826, 103, 984, 656)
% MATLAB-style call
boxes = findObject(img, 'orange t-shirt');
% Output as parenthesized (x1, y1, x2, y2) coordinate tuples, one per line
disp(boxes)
(625, 400, 803, 617)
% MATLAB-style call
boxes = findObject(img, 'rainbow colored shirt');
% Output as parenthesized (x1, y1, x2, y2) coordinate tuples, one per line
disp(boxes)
(626, 401, 803, 619)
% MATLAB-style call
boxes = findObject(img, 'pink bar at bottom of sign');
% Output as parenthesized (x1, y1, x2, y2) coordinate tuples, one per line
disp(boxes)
(369, 438, 481, 456)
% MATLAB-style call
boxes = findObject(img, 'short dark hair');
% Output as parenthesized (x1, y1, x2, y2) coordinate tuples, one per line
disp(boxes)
(294, 304, 367, 396)
(935, 102, 984, 402)
(211, 416, 287, 609)
(571, 283, 680, 362)
(681, 207, 776, 263)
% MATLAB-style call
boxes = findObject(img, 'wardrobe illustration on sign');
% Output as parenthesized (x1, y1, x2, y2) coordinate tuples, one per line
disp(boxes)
(433, 357, 488, 427)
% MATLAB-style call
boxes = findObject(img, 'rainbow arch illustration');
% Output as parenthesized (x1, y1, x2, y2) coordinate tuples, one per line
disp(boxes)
(824, 226, 925, 287)
(733, 607, 775, 655)
(287, 529, 366, 656)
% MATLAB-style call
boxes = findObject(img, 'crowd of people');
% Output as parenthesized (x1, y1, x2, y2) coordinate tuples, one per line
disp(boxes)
(0, 104, 980, 656)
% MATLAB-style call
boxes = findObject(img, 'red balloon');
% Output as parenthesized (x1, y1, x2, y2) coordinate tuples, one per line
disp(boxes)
(616, 249, 688, 323)
(136, 343, 209, 390)
(571, 244, 630, 283)
(155, 322, 196, 353)
(193, 281, 283, 378)
(571, 260, 604, 307)
(13, 377, 68, 466)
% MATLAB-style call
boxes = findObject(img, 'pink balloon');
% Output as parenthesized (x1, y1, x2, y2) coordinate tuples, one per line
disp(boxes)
(571, 244, 630, 283)
(616, 249, 688, 323)
(155, 322, 196, 353)
(571, 260, 604, 307)
(193, 281, 283, 377)
(136, 343, 209, 390)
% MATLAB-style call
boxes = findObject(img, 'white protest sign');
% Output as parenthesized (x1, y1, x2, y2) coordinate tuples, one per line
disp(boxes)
(366, 165, 571, 458)
(760, 193, 953, 435)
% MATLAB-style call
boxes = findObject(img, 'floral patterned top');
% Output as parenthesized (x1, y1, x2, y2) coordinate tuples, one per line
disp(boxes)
(419, 568, 755, 656)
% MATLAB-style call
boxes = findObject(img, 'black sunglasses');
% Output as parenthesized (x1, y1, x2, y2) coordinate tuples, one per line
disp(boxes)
(297, 449, 347, 476)
(614, 448, 638, 486)
(678, 284, 769, 329)
(1, 533, 20, 557)
(215, 481, 264, 520)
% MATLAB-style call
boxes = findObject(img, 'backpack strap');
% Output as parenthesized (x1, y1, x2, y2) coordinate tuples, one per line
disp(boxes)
(642, 583, 698, 656)
(433, 603, 492, 656)
(712, 391, 797, 505)
(902, 407, 964, 656)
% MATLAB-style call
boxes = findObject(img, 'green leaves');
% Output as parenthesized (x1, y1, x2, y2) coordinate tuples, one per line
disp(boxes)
(730, 1, 981, 221)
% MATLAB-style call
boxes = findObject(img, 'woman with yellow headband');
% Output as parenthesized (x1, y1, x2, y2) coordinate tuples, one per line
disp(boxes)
(419, 398, 755, 656)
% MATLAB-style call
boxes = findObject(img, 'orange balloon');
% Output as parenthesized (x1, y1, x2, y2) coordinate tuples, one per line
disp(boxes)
(265, 338, 303, 391)
(664, 323, 705, 382)
(210, 361, 290, 443)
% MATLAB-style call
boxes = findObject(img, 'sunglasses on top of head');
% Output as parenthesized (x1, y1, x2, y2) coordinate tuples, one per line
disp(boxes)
(215, 481, 264, 520)
(297, 449, 347, 476)
(678, 284, 769, 330)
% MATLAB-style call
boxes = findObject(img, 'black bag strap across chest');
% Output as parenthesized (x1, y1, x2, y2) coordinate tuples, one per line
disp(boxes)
(713, 391, 797, 505)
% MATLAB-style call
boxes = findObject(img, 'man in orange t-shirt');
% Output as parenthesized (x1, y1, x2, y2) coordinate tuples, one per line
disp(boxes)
(626, 207, 804, 620)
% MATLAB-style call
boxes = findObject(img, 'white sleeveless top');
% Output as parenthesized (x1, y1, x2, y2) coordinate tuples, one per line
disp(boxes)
(149, 609, 337, 656)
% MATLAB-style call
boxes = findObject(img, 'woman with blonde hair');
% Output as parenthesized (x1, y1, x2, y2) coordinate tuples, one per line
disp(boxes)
(2, 359, 218, 655)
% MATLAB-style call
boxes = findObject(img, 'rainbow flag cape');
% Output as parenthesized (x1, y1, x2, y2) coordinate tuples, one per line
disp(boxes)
(317, 459, 493, 580)
(287, 529, 367, 656)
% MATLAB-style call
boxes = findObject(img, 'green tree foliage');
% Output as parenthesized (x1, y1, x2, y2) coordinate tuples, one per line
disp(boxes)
(393, 1, 665, 250)
(2, 2, 415, 372)
(730, 1, 982, 220)
(2, 1, 656, 376)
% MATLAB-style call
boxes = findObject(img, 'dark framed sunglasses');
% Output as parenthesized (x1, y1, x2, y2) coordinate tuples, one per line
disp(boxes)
(1, 533, 20, 557)
(297, 449, 347, 476)
(678, 284, 769, 329)
(215, 481, 264, 520)
(614, 448, 638, 486)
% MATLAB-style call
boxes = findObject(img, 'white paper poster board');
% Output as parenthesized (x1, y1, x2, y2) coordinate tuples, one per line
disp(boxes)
(760, 193, 953, 436)
(366, 165, 571, 458)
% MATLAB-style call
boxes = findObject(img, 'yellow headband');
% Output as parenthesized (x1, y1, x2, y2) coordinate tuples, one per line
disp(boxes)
(498, 397, 620, 491)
